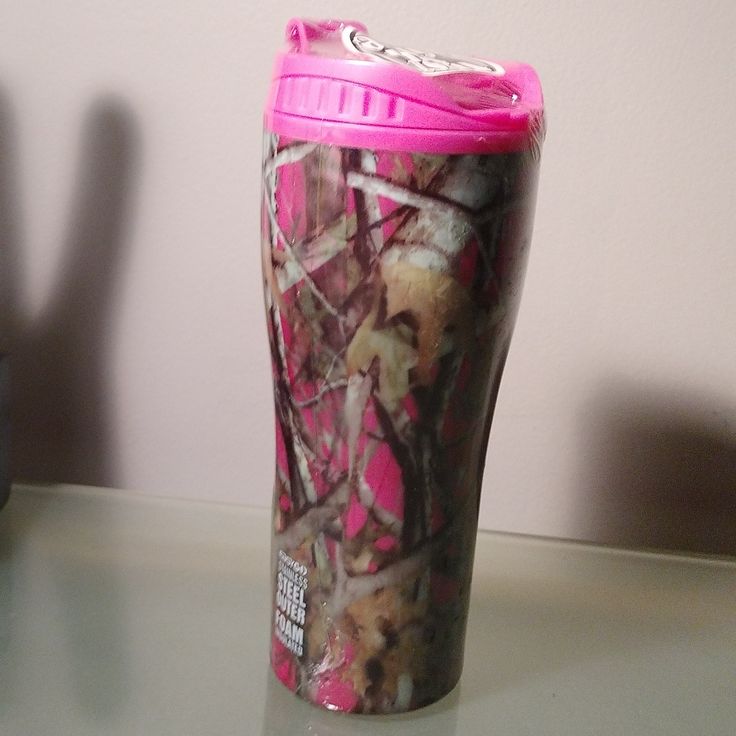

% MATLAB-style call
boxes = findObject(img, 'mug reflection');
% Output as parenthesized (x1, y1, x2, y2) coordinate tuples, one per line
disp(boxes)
(260, 671, 460, 736)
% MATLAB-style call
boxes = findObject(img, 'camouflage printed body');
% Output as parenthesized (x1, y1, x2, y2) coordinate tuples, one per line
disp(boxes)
(262, 134, 539, 713)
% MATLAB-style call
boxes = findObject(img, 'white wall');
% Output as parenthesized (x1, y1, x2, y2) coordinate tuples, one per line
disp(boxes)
(2, 1, 735, 553)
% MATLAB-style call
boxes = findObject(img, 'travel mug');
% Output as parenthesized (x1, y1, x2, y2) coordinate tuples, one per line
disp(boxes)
(262, 18, 544, 714)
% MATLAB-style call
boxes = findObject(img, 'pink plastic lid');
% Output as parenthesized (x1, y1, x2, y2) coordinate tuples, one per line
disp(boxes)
(264, 19, 544, 154)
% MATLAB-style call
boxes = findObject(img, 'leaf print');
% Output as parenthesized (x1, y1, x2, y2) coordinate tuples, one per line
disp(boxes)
(381, 260, 472, 384)
(346, 304, 417, 406)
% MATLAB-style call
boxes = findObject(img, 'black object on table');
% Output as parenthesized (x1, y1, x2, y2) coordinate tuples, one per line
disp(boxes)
(0, 354, 9, 509)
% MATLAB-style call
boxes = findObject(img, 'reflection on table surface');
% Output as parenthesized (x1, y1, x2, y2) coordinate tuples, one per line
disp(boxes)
(260, 672, 460, 736)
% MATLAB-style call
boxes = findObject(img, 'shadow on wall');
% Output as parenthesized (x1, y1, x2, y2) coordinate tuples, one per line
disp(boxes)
(0, 88, 140, 488)
(576, 378, 736, 556)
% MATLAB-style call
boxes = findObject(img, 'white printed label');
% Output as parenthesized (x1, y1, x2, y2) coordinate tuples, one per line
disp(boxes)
(274, 550, 308, 657)
(342, 27, 504, 77)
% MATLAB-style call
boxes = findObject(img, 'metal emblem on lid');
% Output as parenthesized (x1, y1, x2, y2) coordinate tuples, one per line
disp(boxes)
(342, 26, 505, 76)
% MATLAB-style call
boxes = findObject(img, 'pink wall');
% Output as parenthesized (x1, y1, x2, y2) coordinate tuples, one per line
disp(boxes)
(1, 1, 735, 554)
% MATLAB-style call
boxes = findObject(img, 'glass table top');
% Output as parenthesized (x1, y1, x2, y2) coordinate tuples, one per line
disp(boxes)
(1, 484, 734, 735)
